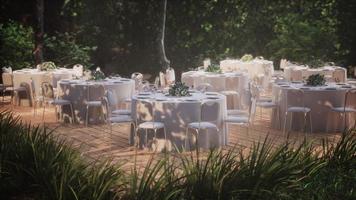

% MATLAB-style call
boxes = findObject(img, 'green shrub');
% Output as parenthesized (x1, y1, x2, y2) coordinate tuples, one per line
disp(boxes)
(0, 111, 122, 199)
(44, 32, 95, 68)
(0, 21, 34, 69)
(1, 110, 355, 199)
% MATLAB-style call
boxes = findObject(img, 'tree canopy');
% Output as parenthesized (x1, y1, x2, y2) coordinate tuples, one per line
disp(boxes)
(1, 0, 355, 77)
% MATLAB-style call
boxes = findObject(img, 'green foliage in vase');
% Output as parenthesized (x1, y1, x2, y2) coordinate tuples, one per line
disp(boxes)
(168, 81, 191, 97)
(0, 21, 34, 69)
(306, 74, 326, 86)
(91, 68, 106, 81)
(240, 54, 254, 62)
(38, 61, 57, 71)
(205, 64, 221, 73)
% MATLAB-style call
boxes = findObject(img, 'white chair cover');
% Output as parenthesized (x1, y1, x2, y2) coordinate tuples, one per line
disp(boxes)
(165, 67, 175, 85)
(72, 64, 84, 77)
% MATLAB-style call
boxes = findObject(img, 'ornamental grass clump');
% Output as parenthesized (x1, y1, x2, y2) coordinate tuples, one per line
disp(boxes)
(1, 110, 355, 199)
(0, 110, 122, 200)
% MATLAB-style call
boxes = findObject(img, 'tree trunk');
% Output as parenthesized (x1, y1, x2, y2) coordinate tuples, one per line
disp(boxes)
(34, 0, 44, 64)
(158, 0, 170, 70)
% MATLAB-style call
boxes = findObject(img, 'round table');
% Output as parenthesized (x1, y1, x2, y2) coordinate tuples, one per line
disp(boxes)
(131, 92, 227, 150)
(181, 71, 249, 109)
(12, 68, 78, 105)
(219, 59, 274, 87)
(283, 66, 347, 82)
(271, 83, 356, 133)
(58, 78, 135, 124)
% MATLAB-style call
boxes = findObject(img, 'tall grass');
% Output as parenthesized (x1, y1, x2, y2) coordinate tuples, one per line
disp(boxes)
(0, 110, 123, 199)
(1, 110, 355, 199)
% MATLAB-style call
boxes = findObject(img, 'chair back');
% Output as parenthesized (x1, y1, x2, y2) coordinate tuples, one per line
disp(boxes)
(73, 64, 84, 77)
(2, 73, 13, 87)
(86, 83, 105, 102)
(344, 88, 356, 111)
(249, 97, 257, 122)
(41, 82, 55, 99)
(135, 99, 155, 125)
(101, 96, 111, 120)
(131, 72, 143, 90)
(284, 88, 305, 110)
(196, 83, 213, 92)
(30, 78, 37, 100)
(165, 67, 176, 85)
(159, 71, 166, 88)
(201, 100, 220, 123)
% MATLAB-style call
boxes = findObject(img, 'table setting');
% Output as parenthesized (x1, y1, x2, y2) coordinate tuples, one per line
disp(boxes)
(271, 74, 355, 132)
(219, 55, 274, 85)
(131, 82, 227, 151)
(58, 77, 135, 124)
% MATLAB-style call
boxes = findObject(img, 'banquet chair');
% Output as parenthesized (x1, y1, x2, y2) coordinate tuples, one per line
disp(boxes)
(131, 72, 143, 91)
(84, 83, 105, 126)
(196, 83, 213, 92)
(30, 78, 44, 116)
(102, 92, 136, 145)
(136, 99, 167, 150)
(185, 101, 220, 150)
(72, 64, 84, 77)
(252, 84, 280, 128)
(41, 82, 74, 123)
(106, 90, 131, 116)
(225, 95, 257, 136)
(159, 71, 166, 88)
(1, 72, 27, 104)
(327, 88, 356, 132)
(283, 89, 312, 136)
(165, 67, 176, 86)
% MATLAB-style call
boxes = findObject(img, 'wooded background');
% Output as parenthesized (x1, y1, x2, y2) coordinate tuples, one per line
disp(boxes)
(1, 0, 355, 77)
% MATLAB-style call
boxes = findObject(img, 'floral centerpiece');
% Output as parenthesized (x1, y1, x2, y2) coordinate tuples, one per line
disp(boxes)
(91, 67, 106, 81)
(306, 59, 325, 69)
(240, 54, 254, 62)
(168, 81, 191, 97)
(205, 64, 221, 73)
(305, 74, 326, 86)
(37, 61, 57, 71)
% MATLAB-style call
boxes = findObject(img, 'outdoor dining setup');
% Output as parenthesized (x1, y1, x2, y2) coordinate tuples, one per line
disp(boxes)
(1, 56, 356, 151)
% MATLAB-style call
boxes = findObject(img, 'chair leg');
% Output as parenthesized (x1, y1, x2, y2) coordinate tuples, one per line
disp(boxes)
(283, 112, 288, 136)
(145, 129, 148, 148)
(185, 127, 189, 151)
(33, 101, 36, 117)
(42, 103, 46, 122)
(70, 104, 75, 124)
(163, 127, 168, 151)
(132, 122, 138, 148)
(85, 105, 89, 126)
(309, 112, 312, 134)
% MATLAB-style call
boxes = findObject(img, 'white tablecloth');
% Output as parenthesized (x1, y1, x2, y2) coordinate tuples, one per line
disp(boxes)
(12, 68, 78, 106)
(271, 83, 355, 132)
(58, 78, 135, 123)
(181, 71, 249, 109)
(283, 66, 347, 82)
(131, 92, 227, 150)
(220, 59, 274, 87)
(13, 68, 77, 95)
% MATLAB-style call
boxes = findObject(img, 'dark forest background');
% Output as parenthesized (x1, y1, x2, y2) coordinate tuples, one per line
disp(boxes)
(1, 0, 355, 77)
